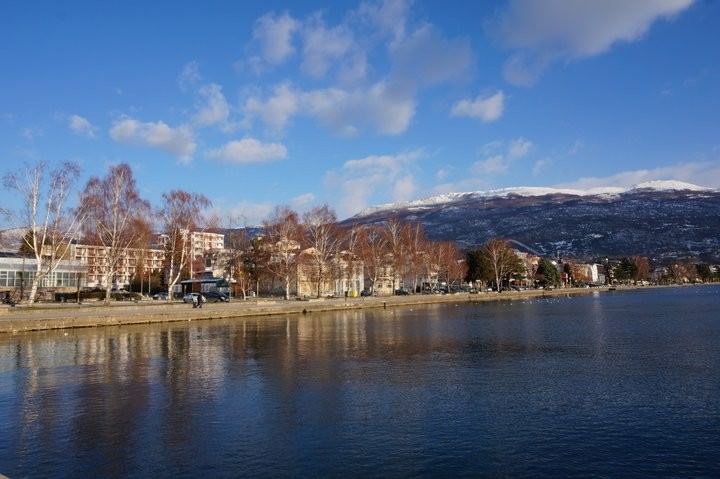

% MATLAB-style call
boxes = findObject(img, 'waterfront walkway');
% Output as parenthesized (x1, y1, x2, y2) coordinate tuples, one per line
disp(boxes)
(0, 287, 634, 334)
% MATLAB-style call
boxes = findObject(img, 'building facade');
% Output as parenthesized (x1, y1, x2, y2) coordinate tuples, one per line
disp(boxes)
(296, 250, 364, 297)
(73, 243, 165, 288)
(0, 252, 86, 299)
(156, 231, 225, 258)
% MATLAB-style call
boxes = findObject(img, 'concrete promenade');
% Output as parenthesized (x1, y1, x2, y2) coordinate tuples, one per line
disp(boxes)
(0, 286, 643, 334)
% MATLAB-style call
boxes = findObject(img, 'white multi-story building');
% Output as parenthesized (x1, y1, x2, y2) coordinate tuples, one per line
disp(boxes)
(190, 231, 225, 258)
(73, 243, 165, 288)
(156, 231, 224, 257)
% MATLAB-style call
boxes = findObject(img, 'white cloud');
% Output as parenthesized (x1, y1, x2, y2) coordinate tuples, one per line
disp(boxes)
(21, 127, 43, 141)
(178, 61, 201, 91)
(239, 1, 472, 136)
(469, 137, 533, 177)
(244, 81, 415, 136)
(326, 149, 424, 217)
(492, 0, 694, 85)
(337, 52, 369, 85)
(290, 192, 316, 209)
(480, 140, 504, 156)
(355, 0, 410, 45)
(109, 117, 196, 162)
(194, 83, 230, 128)
(223, 201, 276, 227)
(508, 137, 533, 159)
(205, 138, 287, 165)
(532, 158, 552, 176)
(392, 175, 416, 202)
(471, 155, 509, 175)
(302, 82, 415, 135)
(252, 11, 299, 66)
(390, 23, 472, 88)
(301, 14, 354, 78)
(557, 160, 720, 190)
(243, 83, 299, 132)
(68, 114, 97, 138)
(342, 149, 422, 173)
(450, 91, 505, 122)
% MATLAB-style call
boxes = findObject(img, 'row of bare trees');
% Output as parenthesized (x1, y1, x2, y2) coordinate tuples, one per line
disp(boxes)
(2, 161, 466, 303)
(229, 207, 467, 299)
(2, 161, 214, 303)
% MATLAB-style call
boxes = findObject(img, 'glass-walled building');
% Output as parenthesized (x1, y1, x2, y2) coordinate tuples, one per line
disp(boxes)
(0, 252, 86, 297)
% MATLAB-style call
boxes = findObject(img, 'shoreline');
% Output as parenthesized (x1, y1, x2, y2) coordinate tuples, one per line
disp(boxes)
(0, 284, 704, 334)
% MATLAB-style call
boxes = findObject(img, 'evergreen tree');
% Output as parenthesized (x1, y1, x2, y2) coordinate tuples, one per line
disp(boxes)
(696, 264, 712, 282)
(615, 257, 638, 282)
(536, 258, 560, 286)
(465, 249, 493, 285)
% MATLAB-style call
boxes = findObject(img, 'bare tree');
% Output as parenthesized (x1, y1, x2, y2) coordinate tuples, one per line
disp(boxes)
(224, 228, 253, 300)
(633, 256, 651, 282)
(159, 190, 211, 301)
(405, 222, 427, 293)
(444, 242, 467, 290)
(481, 239, 523, 292)
(2, 161, 85, 303)
(79, 163, 150, 303)
(357, 225, 388, 294)
(221, 214, 255, 300)
(427, 241, 452, 290)
(338, 224, 363, 294)
(131, 218, 155, 296)
(303, 205, 339, 298)
(263, 206, 303, 300)
(248, 235, 271, 297)
(383, 218, 408, 290)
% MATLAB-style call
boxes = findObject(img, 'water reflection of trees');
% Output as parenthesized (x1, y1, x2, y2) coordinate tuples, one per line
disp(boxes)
(0, 303, 557, 475)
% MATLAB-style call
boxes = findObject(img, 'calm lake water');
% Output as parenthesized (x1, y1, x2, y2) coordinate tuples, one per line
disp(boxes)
(1, 286, 719, 478)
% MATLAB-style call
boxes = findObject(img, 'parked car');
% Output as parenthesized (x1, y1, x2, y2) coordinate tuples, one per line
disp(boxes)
(360, 289, 372, 297)
(204, 291, 229, 302)
(152, 292, 168, 301)
(111, 291, 142, 301)
(183, 292, 200, 303)
(394, 289, 410, 295)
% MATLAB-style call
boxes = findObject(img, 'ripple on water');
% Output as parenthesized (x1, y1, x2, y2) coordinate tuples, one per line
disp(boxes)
(0, 286, 719, 477)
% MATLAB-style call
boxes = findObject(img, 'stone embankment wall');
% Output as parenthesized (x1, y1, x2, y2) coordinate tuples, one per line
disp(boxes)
(0, 287, 636, 334)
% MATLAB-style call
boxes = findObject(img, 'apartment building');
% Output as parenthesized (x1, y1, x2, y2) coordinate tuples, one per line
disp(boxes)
(156, 231, 225, 258)
(73, 243, 165, 288)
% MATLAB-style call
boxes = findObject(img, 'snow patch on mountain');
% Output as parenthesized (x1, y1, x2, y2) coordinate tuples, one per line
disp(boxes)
(632, 180, 709, 191)
(355, 180, 711, 217)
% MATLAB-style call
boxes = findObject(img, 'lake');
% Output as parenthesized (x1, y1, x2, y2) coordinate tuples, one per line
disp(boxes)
(1, 286, 719, 477)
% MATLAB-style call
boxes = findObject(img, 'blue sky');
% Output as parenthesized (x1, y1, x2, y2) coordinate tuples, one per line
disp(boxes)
(1, 0, 719, 223)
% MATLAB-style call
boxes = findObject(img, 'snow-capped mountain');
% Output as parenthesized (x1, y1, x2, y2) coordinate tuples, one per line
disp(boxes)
(345, 181, 720, 262)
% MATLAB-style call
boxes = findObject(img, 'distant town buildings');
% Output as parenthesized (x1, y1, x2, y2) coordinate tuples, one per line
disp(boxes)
(1, 222, 718, 302)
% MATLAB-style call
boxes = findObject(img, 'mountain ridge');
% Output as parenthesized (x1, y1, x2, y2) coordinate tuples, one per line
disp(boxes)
(355, 180, 714, 217)
(345, 180, 720, 263)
